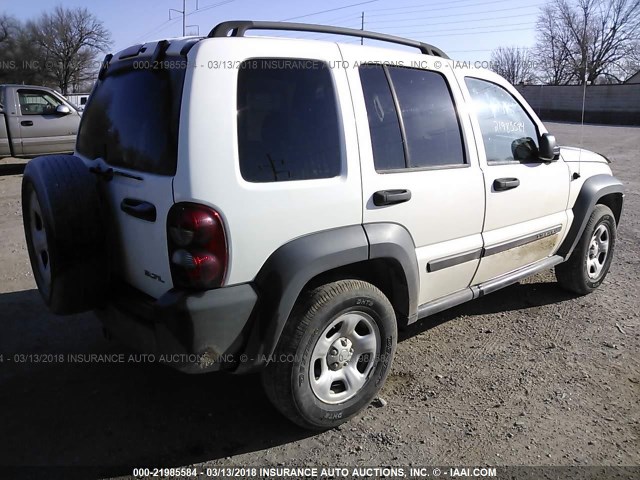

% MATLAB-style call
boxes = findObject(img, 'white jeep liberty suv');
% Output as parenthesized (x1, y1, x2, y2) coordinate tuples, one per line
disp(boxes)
(22, 21, 624, 430)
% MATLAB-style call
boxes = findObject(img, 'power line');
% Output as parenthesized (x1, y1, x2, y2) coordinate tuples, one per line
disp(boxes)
(366, 4, 544, 23)
(280, 0, 379, 22)
(365, 0, 524, 12)
(365, 0, 509, 17)
(404, 26, 535, 37)
(187, 0, 234, 17)
(368, 20, 534, 34)
(365, 12, 544, 29)
(305, 12, 363, 25)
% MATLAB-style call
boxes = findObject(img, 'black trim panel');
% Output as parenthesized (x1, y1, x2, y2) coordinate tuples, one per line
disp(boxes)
(365, 223, 420, 323)
(557, 174, 624, 258)
(238, 225, 369, 373)
(483, 225, 562, 257)
(237, 223, 421, 372)
(417, 255, 564, 321)
(427, 248, 483, 273)
(426, 225, 561, 274)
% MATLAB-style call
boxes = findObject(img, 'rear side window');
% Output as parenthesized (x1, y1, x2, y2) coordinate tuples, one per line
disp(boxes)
(76, 64, 185, 175)
(359, 65, 465, 171)
(237, 59, 342, 182)
(388, 67, 466, 168)
(359, 65, 406, 171)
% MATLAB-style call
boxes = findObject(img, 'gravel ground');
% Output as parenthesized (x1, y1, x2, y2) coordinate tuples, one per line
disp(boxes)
(0, 122, 638, 478)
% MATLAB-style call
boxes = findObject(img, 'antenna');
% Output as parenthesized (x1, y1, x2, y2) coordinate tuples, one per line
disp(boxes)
(577, 54, 588, 179)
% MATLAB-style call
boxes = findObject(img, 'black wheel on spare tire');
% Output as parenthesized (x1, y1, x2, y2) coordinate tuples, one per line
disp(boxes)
(261, 280, 397, 430)
(555, 204, 617, 295)
(22, 155, 108, 314)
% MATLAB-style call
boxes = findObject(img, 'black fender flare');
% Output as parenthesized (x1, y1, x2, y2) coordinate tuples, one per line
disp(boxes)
(363, 222, 419, 324)
(558, 174, 624, 259)
(235, 223, 419, 373)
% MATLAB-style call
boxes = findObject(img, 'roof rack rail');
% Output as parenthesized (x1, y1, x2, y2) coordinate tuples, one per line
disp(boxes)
(208, 20, 449, 59)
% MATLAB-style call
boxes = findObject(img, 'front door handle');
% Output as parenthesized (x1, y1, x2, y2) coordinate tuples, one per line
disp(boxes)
(21, 120, 34, 127)
(120, 198, 156, 222)
(493, 177, 520, 191)
(373, 189, 412, 206)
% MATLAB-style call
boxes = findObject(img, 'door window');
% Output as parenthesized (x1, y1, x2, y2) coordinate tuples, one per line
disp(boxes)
(18, 90, 62, 115)
(359, 65, 466, 171)
(359, 65, 406, 171)
(465, 78, 539, 163)
(389, 67, 466, 168)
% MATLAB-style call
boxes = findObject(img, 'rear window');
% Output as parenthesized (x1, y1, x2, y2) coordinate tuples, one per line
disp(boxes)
(76, 64, 185, 175)
(237, 59, 342, 182)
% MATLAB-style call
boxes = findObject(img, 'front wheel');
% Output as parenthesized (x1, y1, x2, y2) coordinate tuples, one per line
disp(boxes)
(261, 280, 397, 430)
(555, 204, 617, 295)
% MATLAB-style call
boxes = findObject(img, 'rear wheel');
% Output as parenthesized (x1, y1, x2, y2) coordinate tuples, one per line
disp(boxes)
(555, 204, 616, 295)
(261, 280, 397, 430)
(22, 155, 108, 314)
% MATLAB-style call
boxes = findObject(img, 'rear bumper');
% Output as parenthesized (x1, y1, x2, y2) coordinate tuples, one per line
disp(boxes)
(95, 283, 258, 373)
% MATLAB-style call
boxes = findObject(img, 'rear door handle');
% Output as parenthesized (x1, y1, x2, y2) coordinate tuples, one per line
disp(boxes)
(373, 189, 412, 206)
(120, 198, 156, 222)
(21, 121, 34, 127)
(493, 177, 520, 191)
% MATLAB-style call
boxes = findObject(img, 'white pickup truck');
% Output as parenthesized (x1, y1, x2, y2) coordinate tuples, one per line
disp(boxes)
(0, 84, 81, 158)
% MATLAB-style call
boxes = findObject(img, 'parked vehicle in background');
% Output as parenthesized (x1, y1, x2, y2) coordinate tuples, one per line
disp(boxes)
(0, 85, 81, 158)
(65, 92, 91, 112)
(21, 21, 624, 431)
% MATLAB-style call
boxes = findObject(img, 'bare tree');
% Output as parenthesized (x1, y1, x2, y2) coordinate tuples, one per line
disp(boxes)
(0, 14, 17, 44)
(490, 47, 536, 84)
(0, 15, 20, 82)
(536, 5, 575, 84)
(536, 0, 640, 84)
(26, 6, 111, 94)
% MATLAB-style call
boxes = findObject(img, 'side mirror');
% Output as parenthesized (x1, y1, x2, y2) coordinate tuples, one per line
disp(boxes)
(56, 105, 71, 115)
(0, 103, 4, 114)
(539, 133, 560, 161)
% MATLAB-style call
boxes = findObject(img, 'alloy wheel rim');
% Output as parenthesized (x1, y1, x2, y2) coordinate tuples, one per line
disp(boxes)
(587, 223, 610, 280)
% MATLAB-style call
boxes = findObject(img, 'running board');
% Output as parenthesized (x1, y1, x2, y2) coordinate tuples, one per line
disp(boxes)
(416, 255, 564, 321)
(474, 255, 563, 297)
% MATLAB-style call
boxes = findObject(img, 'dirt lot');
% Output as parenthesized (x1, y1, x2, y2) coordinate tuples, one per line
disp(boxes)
(0, 122, 638, 477)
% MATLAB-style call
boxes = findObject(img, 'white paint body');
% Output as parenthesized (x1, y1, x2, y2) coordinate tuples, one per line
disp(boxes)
(81, 36, 613, 305)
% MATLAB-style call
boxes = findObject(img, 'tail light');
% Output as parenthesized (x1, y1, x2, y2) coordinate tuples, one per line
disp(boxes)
(167, 203, 227, 289)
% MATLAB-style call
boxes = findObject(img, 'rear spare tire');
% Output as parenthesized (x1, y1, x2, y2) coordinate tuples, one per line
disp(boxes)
(22, 155, 108, 314)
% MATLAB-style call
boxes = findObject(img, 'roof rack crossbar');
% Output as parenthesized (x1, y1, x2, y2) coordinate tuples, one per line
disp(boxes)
(208, 20, 449, 59)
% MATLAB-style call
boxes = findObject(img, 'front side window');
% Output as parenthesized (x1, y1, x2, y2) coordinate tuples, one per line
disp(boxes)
(237, 59, 342, 182)
(465, 77, 539, 163)
(18, 90, 62, 115)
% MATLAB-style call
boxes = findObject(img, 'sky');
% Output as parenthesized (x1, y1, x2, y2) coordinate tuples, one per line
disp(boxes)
(0, 0, 541, 61)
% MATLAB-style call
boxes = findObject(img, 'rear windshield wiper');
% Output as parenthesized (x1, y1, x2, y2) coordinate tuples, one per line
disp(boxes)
(89, 165, 143, 182)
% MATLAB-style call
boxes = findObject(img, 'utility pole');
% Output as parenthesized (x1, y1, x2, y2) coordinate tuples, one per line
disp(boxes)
(170, 0, 192, 36)
(360, 11, 365, 45)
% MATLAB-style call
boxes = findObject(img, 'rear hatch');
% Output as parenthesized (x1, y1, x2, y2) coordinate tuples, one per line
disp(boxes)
(75, 41, 192, 299)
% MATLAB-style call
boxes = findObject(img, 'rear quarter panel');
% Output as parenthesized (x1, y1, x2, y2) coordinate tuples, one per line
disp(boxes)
(173, 38, 363, 286)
